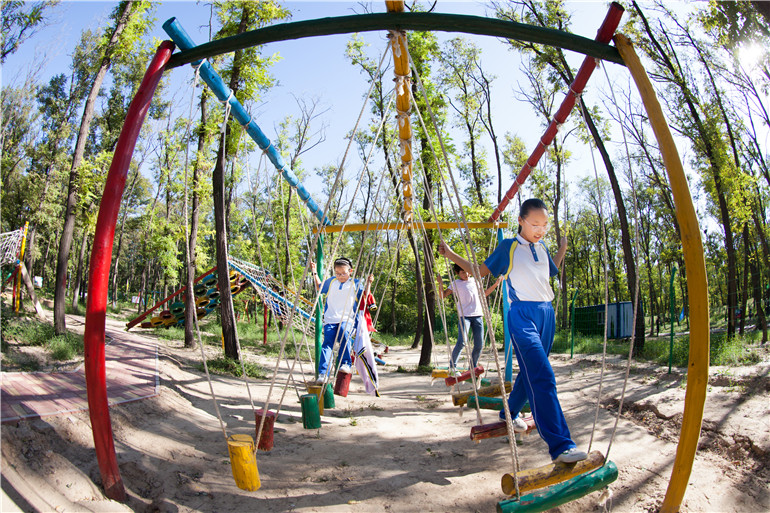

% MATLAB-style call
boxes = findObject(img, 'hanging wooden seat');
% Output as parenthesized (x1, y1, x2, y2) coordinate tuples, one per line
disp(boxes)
(469, 414, 535, 441)
(497, 460, 618, 513)
(444, 365, 484, 386)
(501, 450, 606, 496)
(452, 381, 511, 407)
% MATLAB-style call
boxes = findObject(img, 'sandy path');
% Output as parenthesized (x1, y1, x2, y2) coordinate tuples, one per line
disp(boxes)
(2, 318, 768, 512)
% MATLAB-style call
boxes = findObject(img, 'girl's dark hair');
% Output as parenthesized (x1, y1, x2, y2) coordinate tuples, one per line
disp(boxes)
(518, 198, 548, 233)
(452, 263, 463, 274)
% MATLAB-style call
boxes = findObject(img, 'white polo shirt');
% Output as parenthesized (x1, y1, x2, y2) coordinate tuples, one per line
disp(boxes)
(320, 277, 361, 324)
(448, 276, 484, 318)
(484, 235, 558, 302)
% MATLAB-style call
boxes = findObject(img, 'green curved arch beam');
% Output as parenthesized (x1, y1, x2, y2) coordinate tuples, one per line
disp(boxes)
(165, 12, 624, 69)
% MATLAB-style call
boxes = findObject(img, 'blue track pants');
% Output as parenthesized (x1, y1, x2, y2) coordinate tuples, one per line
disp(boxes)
(318, 322, 353, 376)
(451, 316, 484, 369)
(499, 301, 576, 459)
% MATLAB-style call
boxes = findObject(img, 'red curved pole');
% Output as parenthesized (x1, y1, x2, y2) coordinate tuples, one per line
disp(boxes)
(83, 40, 174, 501)
(489, 2, 624, 222)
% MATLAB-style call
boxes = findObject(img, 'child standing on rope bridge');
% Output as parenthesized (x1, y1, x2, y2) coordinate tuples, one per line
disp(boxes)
(310, 257, 374, 386)
(436, 263, 502, 373)
(438, 198, 587, 464)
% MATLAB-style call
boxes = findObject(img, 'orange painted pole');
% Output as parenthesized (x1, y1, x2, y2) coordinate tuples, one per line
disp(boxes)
(83, 41, 174, 502)
(615, 33, 709, 513)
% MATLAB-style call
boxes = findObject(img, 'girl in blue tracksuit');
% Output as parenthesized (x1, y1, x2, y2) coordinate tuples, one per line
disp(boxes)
(438, 198, 587, 463)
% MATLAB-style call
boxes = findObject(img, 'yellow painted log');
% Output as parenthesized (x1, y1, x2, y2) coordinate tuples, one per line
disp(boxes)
(227, 434, 261, 491)
(314, 221, 508, 234)
(615, 34, 710, 513)
(385, 1, 404, 13)
(307, 384, 324, 415)
(501, 451, 605, 496)
(431, 368, 449, 379)
(452, 382, 512, 406)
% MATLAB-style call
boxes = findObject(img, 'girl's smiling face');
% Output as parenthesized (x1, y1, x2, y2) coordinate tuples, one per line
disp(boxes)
(519, 207, 549, 243)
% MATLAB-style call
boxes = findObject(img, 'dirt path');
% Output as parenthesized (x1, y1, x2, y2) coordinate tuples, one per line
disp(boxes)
(2, 316, 768, 512)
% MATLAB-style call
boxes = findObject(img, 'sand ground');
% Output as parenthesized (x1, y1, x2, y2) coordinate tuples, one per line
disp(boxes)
(2, 314, 769, 512)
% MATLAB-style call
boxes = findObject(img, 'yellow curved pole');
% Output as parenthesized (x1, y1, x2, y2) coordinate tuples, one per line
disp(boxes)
(614, 34, 709, 513)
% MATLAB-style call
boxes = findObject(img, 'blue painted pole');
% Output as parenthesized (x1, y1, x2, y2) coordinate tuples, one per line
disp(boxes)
(498, 228, 512, 382)
(162, 18, 329, 226)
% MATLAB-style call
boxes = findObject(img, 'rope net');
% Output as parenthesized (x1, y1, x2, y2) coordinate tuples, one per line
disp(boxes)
(0, 227, 25, 267)
(227, 256, 316, 336)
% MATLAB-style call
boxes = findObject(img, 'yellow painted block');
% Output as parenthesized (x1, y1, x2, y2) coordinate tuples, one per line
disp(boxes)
(501, 450, 605, 496)
(227, 434, 260, 491)
(431, 369, 449, 379)
(307, 385, 324, 415)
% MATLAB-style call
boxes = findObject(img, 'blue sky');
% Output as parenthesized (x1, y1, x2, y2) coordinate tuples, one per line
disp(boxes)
(4, 0, 667, 226)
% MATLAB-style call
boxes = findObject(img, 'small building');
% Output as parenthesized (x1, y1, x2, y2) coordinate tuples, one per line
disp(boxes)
(572, 301, 636, 339)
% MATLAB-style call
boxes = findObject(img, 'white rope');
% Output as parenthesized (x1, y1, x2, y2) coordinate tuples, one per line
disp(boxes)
(601, 65, 645, 461)
(409, 47, 522, 493)
(578, 95, 612, 455)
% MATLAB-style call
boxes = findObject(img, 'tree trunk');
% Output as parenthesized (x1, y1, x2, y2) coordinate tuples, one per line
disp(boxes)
(53, 0, 137, 334)
(216, 6, 252, 360)
(390, 243, 400, 335)
(750, 237, 767, 343)
(409, 229, 423, 350)
(71, 230, 88, 312)
(184, 91, 208, 349)
(19, 262, 44, 318)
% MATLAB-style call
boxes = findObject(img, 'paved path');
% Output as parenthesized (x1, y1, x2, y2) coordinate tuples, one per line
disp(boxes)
(1, 316, 158, 423)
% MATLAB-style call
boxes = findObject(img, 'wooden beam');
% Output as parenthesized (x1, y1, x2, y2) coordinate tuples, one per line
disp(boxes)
(165, 13, 625, 70)
(314, 221, 508, 234)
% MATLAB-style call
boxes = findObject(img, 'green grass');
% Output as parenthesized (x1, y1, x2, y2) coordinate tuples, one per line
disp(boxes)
(1, 314, 84, 361)
(551, 328, 764, 368)
(197, 356, 268, 379)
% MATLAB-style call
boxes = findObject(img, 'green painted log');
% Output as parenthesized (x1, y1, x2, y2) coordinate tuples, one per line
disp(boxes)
(300, 394, 321, 429)
(496, 461, 618, 513)
(467, 395, 503, 410)
(165, 13, 623, 69)
(323, 383, 335, 409)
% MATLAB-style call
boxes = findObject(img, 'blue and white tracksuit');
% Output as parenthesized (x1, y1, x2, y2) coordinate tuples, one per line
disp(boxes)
(318, 277, 363, 377)
(484, 235, 577, 460)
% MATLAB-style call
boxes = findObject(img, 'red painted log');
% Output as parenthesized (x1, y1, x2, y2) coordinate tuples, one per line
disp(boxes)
(254, 409, 276, 451)
(445, 365, 484, 386)
(334, 371, 351, 397)
(470, 415, 536, 441)
(83, 40, 174, 502)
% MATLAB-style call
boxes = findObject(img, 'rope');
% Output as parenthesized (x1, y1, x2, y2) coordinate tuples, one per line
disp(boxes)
(578, 95, 612, 456)
(408, 50, 520, 490)
(179, 60, 228, 443)
(601, 64, 644, 462)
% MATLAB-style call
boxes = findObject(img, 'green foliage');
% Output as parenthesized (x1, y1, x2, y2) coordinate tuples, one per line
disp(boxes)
(1, 0, 58, 62)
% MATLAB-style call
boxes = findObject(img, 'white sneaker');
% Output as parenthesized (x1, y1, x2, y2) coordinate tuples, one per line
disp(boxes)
(339, 364, 352, 374)
(554, 447, 588, 463)
(511, 414, 528, 433)
(311, 377, 324, 386)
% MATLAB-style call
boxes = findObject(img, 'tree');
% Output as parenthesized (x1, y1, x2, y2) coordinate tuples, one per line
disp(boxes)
(211, 0, 289, 359)
(53, 0, 153, 334)
(1, 0, 58, 62)
(494, 0, 644, 352)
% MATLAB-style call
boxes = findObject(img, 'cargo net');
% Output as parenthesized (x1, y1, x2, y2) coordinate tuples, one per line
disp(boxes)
(0, 227, 25, 267)
(228, 257, 315, 335)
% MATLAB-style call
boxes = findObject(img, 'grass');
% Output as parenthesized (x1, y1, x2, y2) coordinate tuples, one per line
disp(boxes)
(551, 328, 764, 368)
(197, 356, 268, 379)
(1, 312, 84, 362)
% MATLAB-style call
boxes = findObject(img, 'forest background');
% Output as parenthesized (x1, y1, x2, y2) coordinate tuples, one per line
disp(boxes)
(2, 0, 768, 368)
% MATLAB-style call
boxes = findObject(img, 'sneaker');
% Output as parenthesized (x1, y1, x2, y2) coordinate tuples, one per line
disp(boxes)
(339, 364, 352, 374)
(312, 377, 325, 386)
(511, 414, 528, 433)
(453, 370, 463, 377)
(554, 447, 588, 463)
